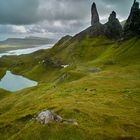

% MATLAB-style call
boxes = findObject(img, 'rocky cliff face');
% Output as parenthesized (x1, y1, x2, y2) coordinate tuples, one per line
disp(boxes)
(104, 11, 122, 39)
(74, 1, 139, 41)
(91, 2, 100, 25)
(124, 0, 140, 38)
(88, 2, 122, 39)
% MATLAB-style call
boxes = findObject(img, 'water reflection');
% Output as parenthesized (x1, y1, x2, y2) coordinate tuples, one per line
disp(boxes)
(0, 71, 38, 92)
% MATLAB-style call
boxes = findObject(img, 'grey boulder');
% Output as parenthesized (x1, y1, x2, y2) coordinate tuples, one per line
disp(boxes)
(36, 110, 63, 124)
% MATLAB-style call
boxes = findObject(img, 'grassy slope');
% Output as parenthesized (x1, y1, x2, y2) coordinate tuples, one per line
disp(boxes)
(0, 37, 140, 140)
(0, 68, 6, 79)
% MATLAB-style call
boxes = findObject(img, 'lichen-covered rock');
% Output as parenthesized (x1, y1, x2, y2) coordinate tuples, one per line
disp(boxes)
(36, 110, 63, 124)
(35, 110, 78, 125)
(124, 0, 140, 38)
(91, 2, 100, 26)
(104, 11, 123, 39)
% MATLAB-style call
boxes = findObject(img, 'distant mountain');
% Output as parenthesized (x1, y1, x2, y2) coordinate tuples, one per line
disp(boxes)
(0, 37, 57, 45)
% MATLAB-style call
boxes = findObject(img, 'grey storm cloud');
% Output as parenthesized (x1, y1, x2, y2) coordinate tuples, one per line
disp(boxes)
(0, 0, 40, 25)
(0, 0, 138, 25)
(0, 0, 89, 25)
(0, 0, 139, 37)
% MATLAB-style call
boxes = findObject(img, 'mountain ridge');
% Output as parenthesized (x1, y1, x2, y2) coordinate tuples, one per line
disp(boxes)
(0, 37, 56, 45)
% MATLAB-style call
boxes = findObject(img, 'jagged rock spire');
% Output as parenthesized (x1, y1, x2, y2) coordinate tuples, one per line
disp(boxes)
(76, 1, 140, 40)
(109, 11, 116, 21)
(123, 0, 140, 38)
(104, 11, 122, 39)
(91, 2, 100, 26)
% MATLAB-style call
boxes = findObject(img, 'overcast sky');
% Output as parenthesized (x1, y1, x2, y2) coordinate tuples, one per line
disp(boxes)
(0, 0, 139, 40)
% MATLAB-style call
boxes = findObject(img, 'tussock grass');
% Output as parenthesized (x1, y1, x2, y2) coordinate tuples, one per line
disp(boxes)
(0, 37, 140, 139)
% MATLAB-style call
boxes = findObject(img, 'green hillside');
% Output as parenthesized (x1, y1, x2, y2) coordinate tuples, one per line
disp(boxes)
(0, 36, 140, 140)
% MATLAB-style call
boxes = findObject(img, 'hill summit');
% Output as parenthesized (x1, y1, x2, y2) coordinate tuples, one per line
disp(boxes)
(75, 0, 140, 40)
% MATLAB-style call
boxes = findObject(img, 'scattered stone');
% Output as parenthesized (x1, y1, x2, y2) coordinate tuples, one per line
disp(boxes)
(61, 65, 69, 68)
(10, 62, 24, 68)
(90, 89, 97, 91)
(42, 60, 45, 63)
(88, 67, 101, 73)
(85, 88, 88, 91)
(42, 57, 61, 68)
(63, 120, 78, 125)
(35, 110, 78, 125)
(104, 60, 116, 65)
(36, 110, 63, 124)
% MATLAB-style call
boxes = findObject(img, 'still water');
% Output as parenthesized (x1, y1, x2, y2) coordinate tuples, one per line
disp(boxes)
(0, 71, 38, 92)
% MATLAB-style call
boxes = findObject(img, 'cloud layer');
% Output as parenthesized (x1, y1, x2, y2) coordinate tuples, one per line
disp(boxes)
(0, 0, 139, 38)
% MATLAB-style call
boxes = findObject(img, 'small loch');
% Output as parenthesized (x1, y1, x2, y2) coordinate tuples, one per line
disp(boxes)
(0, 71, 38, 92)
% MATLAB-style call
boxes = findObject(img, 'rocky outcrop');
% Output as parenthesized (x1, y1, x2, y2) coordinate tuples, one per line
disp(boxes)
(74, 2, 122, 40)
(124, 0, 140, 38)
(36, 110, 63, 124)
(70, 1, 140, 41)
(90, 2, 105, 38)
(91, 2, 100, 25)
(63, 120, 78, 125)
(104, 11, 123, 39)
(35, 110, 78, 125)
(42, 57, 62, 68)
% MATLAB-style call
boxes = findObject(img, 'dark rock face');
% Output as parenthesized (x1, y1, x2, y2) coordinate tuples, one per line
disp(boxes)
(74, 1, 140, 40)
(42, 57, 61, 69)
(76, 8, 123, 40)
(109, 11, 116, 21)
(91, 2, 100, 25)
(104, 11, 123, 39)
(124, 0, 140, 38)
(89, 3, 123, 39)
(88, 23, 105, 37)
